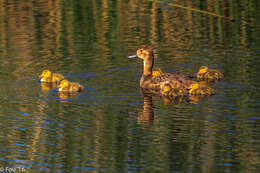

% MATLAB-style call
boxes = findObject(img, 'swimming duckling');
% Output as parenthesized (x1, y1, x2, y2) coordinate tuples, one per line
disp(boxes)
(161, 81, 188, 97)
(58, 79, 84, 92)
(189, 83, 215, 96)
(197, 66, 223, 82)
(152, 68, 163, 77)
(128, 46, 196, 91)
(39, 70, 65, 83)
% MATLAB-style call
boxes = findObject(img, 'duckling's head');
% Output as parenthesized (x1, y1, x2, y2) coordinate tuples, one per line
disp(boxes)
(189, 83, 199, 94)
(136, 45, 154, 61)
(152, 68, 163, 77)
(162, 83, 171, 94)
(39, 70, 52, 80)
(59, 79, 70, 90)
(198, 66, 208, 75)
(190, 83, 199, 90)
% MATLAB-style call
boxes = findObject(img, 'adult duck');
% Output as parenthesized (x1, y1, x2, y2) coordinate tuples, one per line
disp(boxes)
(128, 45, 196, 92)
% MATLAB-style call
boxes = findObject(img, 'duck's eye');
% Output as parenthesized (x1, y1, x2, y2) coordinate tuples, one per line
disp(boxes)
(140, 49, 143, 53)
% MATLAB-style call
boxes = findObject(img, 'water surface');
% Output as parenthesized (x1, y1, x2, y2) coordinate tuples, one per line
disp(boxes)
(0, 0, 260, 172)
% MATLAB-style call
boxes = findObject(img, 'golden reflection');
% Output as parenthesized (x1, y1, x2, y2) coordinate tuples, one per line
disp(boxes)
(40, 82, 58, 92)
(161, 95, 188, 105)
(188, 95, 204, 104)
(137, 91, 154, 129)
(58, 91, 79, 100)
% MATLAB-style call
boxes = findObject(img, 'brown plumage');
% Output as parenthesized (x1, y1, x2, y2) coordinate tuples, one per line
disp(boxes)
(130, 45, 196, 92)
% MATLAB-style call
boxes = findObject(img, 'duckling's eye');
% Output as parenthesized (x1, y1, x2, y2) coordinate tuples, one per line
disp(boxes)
(140, 49, 143, 53)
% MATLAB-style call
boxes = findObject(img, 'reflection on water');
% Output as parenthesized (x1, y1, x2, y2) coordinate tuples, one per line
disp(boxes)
(0, 0, 260, 172)
(137, 91, 154, 128)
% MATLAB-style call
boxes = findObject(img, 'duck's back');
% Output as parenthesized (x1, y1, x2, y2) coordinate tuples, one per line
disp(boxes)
(151, 73, 195, 88)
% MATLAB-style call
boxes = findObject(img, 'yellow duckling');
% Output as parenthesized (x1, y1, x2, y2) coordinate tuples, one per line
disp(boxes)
(152, 68, 163, 77)
(58, 79, 84, 92)
(189, 83, 215, 96)
(39, 70, 65, 83)
(197, 66, 223, 82)
(161, 82, 188, 97)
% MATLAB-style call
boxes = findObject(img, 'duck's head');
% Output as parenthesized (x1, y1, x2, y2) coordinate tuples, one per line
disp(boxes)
(136, 46, 153, 60)
(58, 79, 70, 91)
(39, 70, 52, 80)
(128, 46, 154, 61)
(197, 66, 208, 75)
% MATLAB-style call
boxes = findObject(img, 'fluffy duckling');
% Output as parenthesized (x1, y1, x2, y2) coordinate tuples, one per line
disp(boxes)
(161, 81, 188, 97)
(152, 68, 163, 77)
(197, 66, 223, 82)
(189, 83, 215, 96)
(58, 79, 84, 92)
(39, 70, 65, 83)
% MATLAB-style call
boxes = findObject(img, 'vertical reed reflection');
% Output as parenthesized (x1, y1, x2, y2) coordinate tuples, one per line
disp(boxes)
(0, 0, 259, 172)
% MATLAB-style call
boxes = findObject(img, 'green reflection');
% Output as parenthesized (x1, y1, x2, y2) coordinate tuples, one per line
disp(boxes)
(0, 0, 260, 173)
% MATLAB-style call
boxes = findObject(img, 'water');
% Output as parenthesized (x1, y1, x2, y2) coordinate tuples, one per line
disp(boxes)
(0, 0, 260, 172)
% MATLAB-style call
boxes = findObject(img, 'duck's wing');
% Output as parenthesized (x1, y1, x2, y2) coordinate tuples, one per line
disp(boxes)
(151, 73, 195, 87)
(141, 73, 196, 93)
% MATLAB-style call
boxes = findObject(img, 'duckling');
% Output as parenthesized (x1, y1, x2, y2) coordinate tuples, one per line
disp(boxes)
(128, 46, 196, 92)
(152, 68, 163, 77)
(58, 79, 84, 92)
(189, 83, 215, 96)
(197, 66, 223, 82)
(161, 81, 188, 97)
(39, 70, 65, 83)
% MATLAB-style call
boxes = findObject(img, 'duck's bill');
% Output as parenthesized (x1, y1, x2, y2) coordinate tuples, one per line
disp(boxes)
(127, 54, 137, 58)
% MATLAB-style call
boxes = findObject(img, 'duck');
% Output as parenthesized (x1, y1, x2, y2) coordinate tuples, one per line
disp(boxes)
(39, 70, 65, 83)
(189, 83, 215, 96)
(128, 45, 196, 92)
(58, 79, 84, 92)
(197, 66, 223, 82)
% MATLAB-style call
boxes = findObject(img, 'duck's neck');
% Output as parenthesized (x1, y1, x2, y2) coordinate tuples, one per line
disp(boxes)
(143, 56, 154, 76)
